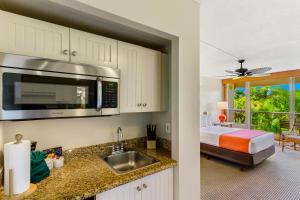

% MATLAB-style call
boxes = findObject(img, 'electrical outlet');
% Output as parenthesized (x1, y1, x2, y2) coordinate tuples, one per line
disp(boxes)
(165, 123, 171, 134)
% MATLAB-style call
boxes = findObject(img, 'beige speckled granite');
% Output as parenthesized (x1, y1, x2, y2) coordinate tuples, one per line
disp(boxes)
(63, 137, 148, 161)
(157, 137, 171, 151)
(0, 139, 176, 200)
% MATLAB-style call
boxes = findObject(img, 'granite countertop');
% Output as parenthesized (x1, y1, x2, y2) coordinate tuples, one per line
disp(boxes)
(0, 148, 176, 200)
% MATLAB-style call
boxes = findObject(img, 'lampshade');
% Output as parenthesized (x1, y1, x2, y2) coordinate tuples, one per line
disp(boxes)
(217, 101, 228, 110)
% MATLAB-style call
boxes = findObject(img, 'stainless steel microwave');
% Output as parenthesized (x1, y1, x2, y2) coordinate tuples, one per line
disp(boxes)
(0, 53, 120, 120)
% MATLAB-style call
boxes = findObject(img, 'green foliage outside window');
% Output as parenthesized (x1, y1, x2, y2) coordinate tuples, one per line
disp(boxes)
(295, 90, 300, 113)
(234, 85, 290, 134)
(251, 86, 289, 134)
(234, 88, 246, 109)
(233, 88, 246, 124)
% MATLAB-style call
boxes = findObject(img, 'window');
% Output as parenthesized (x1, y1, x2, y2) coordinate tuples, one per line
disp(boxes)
(295, 77, 300, 114)
(250, 78, 289, 133)
(233, 83, 246, 124)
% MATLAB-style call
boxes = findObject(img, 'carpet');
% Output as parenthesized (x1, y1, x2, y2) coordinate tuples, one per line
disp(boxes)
(201, 144, 300, 200)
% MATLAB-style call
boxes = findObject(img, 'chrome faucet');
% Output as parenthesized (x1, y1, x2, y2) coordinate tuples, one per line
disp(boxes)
(117, 127, 123, 144)
(112, 127, 125, 154)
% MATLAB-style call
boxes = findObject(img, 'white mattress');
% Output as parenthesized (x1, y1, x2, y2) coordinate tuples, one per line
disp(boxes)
(200, 126, 274, 154)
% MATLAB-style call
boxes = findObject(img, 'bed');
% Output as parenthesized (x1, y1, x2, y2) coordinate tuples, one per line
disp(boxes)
(200, 126, 275, 169)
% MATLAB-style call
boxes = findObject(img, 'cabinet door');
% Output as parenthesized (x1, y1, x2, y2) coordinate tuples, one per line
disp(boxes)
(70, 29, 117, 68)
(96, 179, 142, 200)
(0, 10, 69, 61)
(118, 42, 142, 113)
(141, 168, 173, 200)
(141, 49, 162, 112)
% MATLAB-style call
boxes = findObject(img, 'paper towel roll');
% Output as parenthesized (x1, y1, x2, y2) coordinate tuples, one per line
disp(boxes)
(4, 140, 30, 195)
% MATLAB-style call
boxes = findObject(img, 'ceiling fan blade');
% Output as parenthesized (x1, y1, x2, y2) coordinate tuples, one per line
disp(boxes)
(247, 67, 272, 74)
(225, 70, 241, 74)
(251, 73, 271, 77)
(217, 74, 237, 77)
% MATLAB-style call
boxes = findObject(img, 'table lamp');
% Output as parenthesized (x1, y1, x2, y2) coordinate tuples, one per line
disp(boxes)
(217, 101, 228, 123)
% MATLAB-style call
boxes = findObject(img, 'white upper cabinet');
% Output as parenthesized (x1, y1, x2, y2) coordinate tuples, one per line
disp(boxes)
(118, 42, 142, 113)
(70, 29, 117, 68)
(0, 11, 118, 67)
(140, 49, 162, 112)
(0, 10, 69, 61)
(118, 41, 164, 113)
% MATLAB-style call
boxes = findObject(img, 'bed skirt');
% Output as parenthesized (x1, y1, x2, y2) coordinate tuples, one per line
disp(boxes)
(200, 143, 275, 167)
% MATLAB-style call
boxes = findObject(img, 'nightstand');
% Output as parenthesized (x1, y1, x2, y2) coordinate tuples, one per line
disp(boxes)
(212, 122, 234, 128)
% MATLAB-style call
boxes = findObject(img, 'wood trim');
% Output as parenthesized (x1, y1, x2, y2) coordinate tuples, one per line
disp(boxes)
(223, 84, 227, 101)
(220, 69, 297, 98)
(222, 69, 300, 85)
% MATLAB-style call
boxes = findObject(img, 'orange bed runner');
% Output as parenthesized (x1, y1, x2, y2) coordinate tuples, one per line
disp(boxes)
(219, 130, 265, 153)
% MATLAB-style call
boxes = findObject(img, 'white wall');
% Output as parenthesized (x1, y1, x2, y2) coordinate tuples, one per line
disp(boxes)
(152, 112, 171, 140)
(57, 1, 200, 200)
(1, 113, 151, 150)
(200, 76, 223, 122)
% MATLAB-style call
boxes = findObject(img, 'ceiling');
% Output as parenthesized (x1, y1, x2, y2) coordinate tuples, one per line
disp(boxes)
(200, 0, 300, 77)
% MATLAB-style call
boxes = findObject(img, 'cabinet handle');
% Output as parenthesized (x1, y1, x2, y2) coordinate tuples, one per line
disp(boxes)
(71, 51, 77, 56)
(136, 186, 142, 192)
(137, 103, 142, 107)
(62, 49, 69, 55)
(142, 184, 147, 189)
(143, 103, 147, 107)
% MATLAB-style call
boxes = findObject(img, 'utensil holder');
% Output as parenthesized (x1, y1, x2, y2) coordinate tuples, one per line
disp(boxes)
(147, 140, 156, 149)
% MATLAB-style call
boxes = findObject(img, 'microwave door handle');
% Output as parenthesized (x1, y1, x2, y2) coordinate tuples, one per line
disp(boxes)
(97, 78, 102, 111)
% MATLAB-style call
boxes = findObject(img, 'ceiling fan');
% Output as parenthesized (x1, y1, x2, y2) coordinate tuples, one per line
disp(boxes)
(220, 59, 272, 80)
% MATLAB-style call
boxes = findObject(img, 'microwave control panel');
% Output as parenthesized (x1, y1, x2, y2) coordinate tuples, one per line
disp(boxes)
(102, 81, 118, 108)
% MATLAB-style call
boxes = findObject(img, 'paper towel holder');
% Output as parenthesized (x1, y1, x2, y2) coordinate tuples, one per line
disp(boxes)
(8, 133, 24, 196)
(14, 134, 23, 144)
(6, 134, 38, 197)
(7, 170, 36, 197)
(6, 168, 37, 198)
(7, 170, 37, 197)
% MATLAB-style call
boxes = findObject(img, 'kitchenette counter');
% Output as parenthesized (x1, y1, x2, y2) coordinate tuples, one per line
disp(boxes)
(0, 146, 176, 200)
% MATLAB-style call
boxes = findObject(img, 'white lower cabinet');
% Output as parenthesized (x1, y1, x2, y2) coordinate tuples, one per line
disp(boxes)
(97, 180, 142, 200)
(96, 168, 173, 200)
(141, 168, 173, 200)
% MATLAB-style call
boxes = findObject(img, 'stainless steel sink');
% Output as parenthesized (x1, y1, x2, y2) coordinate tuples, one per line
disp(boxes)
(101, 151, 159, 174)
